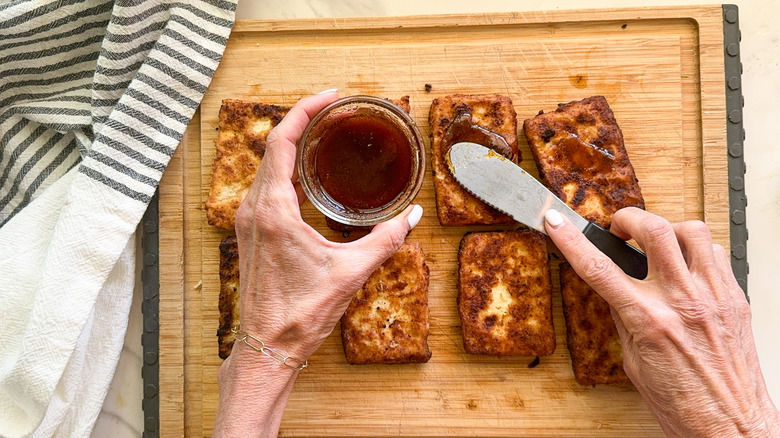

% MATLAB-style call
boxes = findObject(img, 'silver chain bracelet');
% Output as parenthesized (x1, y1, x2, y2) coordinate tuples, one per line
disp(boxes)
(231, 326, 308, 371)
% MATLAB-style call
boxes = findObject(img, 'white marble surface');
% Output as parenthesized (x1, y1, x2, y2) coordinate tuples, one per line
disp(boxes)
(93, 234, 144, 436)
(102, 0, 780, 435)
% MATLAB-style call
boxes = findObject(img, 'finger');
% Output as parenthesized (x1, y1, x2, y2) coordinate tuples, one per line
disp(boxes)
(712, 243, 744, 290)
(712, 243, 749, 311)
(714, 243, 770, 407)
(544, 209, 636, 311)
(294, 181, 306, 207)
(609, 207, 688, 282)
(610, 306, 640, 383)
(711, 243, 750, 344)
(670, 221, 730, 306)
(263, 90, 339, 181)
(672, 221, 717, 272)
(347, 204, 421, 269)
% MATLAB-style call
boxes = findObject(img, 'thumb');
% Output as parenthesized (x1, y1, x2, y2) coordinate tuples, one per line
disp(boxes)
(544, 208, 636, 311)
(347, 204, 423, 269)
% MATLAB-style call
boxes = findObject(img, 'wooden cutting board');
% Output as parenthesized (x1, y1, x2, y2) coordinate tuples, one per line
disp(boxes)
(158, 6, 729, 436)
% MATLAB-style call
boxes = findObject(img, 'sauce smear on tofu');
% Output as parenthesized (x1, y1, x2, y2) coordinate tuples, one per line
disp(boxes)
(553, 133, 615, 178)
(315, 115, 412, 209)
(443, 110, 515, 161)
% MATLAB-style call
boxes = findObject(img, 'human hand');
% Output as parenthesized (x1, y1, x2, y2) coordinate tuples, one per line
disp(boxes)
(545, 207, 779, 437)
(215, 91, 422, 436)
(232, 90, 422, 363)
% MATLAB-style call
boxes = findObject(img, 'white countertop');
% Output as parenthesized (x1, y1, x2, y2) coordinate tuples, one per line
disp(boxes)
(96, 1, 780, 435)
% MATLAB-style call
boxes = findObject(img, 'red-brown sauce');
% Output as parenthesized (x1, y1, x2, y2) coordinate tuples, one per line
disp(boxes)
(315, 115, 412, 209)
(554, 133, 614, 178)
(443, 110, 514, 161)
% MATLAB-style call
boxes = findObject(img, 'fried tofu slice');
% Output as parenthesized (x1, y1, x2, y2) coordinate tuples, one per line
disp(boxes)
(217, 236, 240, 359)
(458, 230, 555, 356)
(429, 94, 519, 226)
(206, 100, 290, 229)
(559, 263, 630, 385)
(341, 242, 432, 364)
(391, 95, 410, 114)
(523, 96, 644, 229)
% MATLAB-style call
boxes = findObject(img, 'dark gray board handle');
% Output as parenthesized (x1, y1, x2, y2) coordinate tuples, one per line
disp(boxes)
(583, 222, 648, 279)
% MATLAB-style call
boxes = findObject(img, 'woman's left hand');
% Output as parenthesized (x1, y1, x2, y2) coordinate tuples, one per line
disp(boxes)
(214, 90, 423, 437)
(231, 90, 422, 363)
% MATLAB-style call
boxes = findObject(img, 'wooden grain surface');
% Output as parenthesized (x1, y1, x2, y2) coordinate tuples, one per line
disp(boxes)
(159, 6, 729, 436)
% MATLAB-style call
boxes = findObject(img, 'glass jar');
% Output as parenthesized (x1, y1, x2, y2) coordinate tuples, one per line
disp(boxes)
(297, 95, 425, 227)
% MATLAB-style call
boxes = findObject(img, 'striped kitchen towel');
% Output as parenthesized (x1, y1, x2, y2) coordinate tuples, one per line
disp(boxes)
(0, 1, 236, 436)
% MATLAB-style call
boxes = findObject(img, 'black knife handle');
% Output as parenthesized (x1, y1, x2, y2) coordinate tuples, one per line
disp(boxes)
(582, 222, 648, 279)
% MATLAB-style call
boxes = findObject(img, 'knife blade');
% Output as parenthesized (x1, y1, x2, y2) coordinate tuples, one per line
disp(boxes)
(447, 141, 648, 279)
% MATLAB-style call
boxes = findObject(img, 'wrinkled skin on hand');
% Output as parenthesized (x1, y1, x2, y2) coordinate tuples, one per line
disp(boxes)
(214, 91, 420, 437)
(546, 207, 779, 437)
(233, 91, 418, 361)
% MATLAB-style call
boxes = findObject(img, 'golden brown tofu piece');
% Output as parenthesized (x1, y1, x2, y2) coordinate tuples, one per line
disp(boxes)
(217, 236, 240, 359)
(523, 96, 644, 229)
(325, 96, 411, 234)
(429, 94, 519, 226)
(341, 242, 432, 364)
(206, 100, 290, 229)
(458, 230, 555, 356)
(390, 95, 410, 114)
(559, 263, 630, 385)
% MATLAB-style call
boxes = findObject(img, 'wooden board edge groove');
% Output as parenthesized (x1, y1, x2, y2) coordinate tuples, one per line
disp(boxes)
(231, 6, 725, 33)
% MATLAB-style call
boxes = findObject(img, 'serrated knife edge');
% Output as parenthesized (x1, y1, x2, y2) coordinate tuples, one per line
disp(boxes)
(446, 142, 589, 233)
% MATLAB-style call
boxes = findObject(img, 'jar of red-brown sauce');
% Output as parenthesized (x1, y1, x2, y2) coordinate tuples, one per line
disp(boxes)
(297, 95, 425, 227)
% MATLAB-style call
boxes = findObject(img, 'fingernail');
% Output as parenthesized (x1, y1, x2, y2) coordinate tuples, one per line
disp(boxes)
(545, 209, 564, 227)
(407, 205, 423, 229)
(317, 88, 338, 94)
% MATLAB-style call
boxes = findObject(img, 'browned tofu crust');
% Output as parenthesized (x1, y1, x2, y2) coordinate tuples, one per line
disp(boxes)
(523, 96, 644, 229)
(341, 242, 432, 364)
(206, 100, 289, 229)
(217, 235, 240, 359)
(429, 94, 519, 226)
(559, 263, 630, 385)
(458, 230, 555, 356)
(390, 95, 410, 114)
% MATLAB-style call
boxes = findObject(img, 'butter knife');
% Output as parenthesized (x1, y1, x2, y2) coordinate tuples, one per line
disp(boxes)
(447, 141, 648, 279)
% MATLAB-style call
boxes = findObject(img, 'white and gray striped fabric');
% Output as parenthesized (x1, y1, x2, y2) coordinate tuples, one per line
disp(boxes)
(0, 1, 236, 436)
(1, 0, 236, 222)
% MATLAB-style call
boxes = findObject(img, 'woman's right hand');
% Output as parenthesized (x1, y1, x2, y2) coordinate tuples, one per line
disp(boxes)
(544, 207, 779, 437)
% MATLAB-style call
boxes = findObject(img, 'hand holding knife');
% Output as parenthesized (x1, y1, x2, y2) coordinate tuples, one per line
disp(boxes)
(446, 141, 648, 279)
